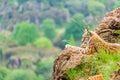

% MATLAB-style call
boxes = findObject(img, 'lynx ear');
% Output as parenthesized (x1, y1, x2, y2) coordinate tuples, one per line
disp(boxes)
(85, 29, 92, 36)
(86, 29, 92, 36)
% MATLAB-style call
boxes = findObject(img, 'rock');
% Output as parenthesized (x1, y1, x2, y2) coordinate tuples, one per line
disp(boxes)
(96, 8, 120, 43)
(52, 45, 86, 80)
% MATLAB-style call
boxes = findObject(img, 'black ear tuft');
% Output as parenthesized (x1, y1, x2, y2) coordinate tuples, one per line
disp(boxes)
(88, 31, 92, 36)
(86, 29, 92, 36)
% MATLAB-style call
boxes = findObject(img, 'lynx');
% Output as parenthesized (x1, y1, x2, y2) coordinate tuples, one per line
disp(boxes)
(81, 29, 120, 54)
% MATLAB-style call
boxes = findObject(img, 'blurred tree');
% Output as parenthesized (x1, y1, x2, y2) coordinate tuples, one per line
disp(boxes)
(5, 70, 37, 80)
(13, 21, 39, 45)
(35, 58, 54, 80)
(17, 0, 28, 4)
(79, 0, 89, 17)
(41, 18, 56, 41)
(0, 33, 6, 42)
(47, 0, 64, 6)
(0, 67, 9, 80)
(114, 0, 120, 9)
(36, 0, 64, 7)
(0, 48, 3, 62)
(73, 13, 84, 20)
(8, 0, 17, 5)
(64, 0, 81, 14)
(33, 37, 53, 48)
(63, 13, 85, 41)
(40, 8, 70, 26)
(36, 0, 47, 3)
(98, 0, 115, 11)
(88, 0, 105, 16)
(37, 75, 45, 80)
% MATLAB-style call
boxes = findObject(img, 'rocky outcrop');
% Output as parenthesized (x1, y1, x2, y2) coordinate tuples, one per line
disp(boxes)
(52, 45, 86, 80)
(96, 8, 120, 43)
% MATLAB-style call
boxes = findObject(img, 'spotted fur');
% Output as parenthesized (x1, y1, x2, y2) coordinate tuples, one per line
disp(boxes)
(81, 29, 120, 54)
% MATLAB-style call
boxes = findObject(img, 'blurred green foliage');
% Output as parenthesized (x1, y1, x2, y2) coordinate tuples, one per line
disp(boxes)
(63, 13, 85, 41)
(0, 31, 12, 42)
(88, 50, 120, 80)
(0, 67, 9, 80)
(21, 59, 33, 69)
(5, 69, 37, 80)
(0, 48, 3, 62)
(114, 0, 120, 8)
(0, 34, 5, 42)
(33, 37, 53, 48)
(13, 21, 39, 45)
(88, 1, 105, 15)
(36, 0, 47, 3)
(5, 70, 37, 80)
(35, 58, 54, 80)
(41, 18, 56, 41)
(37, 75, 45, 80)
(17, 0, 28, 4)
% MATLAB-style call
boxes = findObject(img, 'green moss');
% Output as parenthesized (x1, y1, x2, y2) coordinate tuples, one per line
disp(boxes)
(66, 61, 98, 80)
(66, 68, 81, 80)
(66, 50, 120, 80)
(88, 50, 120, 80)
(117, 30, 120, 38)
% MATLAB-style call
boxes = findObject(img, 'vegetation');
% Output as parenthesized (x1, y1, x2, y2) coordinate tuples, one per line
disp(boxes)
(63, 13, 85, 41)
(89, 51, 120, 80)
(66, 50, 120, 80)
(35, 57, 54, 80)
(41, 18, 56, 41)
(13, 21, 39, 45)
(5, 70, 37, 80)
(33, 37, 53, 48)
(0, 48, 3, 62)
(0, 67, 9, 80)
(88, 0, 105, 15)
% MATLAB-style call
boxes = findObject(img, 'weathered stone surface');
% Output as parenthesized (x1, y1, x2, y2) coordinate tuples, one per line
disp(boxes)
(96, 8, 120, 43)
(52, 45, 86, 80)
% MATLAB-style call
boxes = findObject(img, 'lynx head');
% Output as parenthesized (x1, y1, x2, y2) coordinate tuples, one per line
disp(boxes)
(81, 29, 98, 54)
(82, 29, 92, 44)
(82, 29, 98, 44)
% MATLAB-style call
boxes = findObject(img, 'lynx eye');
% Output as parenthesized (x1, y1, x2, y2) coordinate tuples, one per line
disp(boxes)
(82, 36, 90, 45)
(84, 37, 89, 44)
